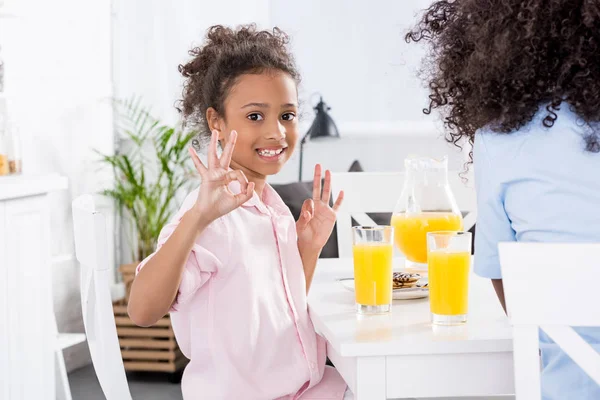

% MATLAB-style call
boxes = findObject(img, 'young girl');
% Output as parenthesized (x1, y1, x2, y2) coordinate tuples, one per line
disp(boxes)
(407, 1, 600, 399)
(127, 25, 348, 399)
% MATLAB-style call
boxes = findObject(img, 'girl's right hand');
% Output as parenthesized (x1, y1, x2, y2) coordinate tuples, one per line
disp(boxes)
(188, 130, 255, 225)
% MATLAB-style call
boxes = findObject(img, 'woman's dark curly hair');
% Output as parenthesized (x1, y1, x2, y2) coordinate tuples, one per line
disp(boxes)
(406, 0, 600, 153)
(177, 24, 300, 147)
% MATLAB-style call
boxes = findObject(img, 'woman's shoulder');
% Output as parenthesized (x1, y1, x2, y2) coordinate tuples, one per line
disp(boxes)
(473, 128, 522, 168)
(476, 118, 537, 150)
(476, 103, 587, 161)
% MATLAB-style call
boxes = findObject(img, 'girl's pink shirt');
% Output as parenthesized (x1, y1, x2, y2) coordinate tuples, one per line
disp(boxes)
(136, 182, 347, 399)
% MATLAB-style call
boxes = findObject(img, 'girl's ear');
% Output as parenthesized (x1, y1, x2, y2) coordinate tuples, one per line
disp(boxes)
(206, 107, 223, 138)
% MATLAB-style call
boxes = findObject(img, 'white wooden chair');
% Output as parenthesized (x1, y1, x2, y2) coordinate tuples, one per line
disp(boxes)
(499, 243, 600, 399)
(332, 171, 477, 257)
(72, 194, 132, 400)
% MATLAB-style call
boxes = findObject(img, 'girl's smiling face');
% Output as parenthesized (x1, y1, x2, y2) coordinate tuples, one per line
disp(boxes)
(207, 70, 299, 181)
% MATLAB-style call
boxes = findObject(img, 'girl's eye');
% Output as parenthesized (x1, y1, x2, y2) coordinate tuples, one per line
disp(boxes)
(282, 113, 296, 121)
(247, 113, 264, 121)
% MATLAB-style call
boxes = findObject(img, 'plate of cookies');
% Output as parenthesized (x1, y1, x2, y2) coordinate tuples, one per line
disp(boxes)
(337, 271, 429, 300)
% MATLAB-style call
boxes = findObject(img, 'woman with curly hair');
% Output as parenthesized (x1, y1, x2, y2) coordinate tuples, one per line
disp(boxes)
(407, 1, 600, 398)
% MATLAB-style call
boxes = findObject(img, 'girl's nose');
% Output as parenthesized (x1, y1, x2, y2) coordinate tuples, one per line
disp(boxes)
(265, 121, 286, 140)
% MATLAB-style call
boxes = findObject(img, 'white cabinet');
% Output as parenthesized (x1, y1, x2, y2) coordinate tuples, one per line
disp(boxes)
(0, 175, 68, 400)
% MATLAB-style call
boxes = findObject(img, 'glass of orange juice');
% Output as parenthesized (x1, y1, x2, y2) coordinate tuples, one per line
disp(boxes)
(427, 231, 472, 325)
(352, 226, 394, 314)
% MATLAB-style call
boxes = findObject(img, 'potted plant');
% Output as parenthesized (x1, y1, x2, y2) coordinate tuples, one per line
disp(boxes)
(96, 97, 196, 380)
(98, 97, 196, 286)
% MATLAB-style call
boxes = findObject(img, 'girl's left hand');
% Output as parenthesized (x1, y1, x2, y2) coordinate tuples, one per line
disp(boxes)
(296, 165, 344, 254)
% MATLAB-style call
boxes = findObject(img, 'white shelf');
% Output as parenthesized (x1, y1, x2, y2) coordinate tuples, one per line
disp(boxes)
(336, 120, 443, 138)
(57, 333, 87, 350)
(0, 174, 69, 201)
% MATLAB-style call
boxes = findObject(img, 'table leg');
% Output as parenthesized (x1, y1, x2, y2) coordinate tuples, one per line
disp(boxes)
(354, 356, 386, 400)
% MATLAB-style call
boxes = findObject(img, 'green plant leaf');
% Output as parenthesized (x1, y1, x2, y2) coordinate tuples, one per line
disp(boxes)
(95, 96, 198, 264)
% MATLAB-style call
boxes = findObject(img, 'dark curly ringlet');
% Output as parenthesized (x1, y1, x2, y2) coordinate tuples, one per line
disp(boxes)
(176, 24, 300, 149)
(406, 0, 600, 155)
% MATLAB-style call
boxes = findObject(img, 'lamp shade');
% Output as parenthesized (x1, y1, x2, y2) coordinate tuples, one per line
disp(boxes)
(304, 97, 340, 141)
(298, 96, 340, 181)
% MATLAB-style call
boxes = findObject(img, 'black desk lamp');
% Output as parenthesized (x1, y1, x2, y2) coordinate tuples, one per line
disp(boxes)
(298, 96, 340, 181)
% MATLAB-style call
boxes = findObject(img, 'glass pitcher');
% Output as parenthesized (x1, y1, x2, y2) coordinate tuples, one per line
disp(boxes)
(390, 156, 463, 273)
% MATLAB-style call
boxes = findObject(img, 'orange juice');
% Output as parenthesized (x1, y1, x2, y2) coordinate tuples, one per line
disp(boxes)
(353, 243, 393, 306)
(391, 212, 463, 263)
(428, 250, 470, 315)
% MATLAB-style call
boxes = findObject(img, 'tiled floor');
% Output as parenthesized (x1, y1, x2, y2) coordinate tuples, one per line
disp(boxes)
(68, 364, 183, 400)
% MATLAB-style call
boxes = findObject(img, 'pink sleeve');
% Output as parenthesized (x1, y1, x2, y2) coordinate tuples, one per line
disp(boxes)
(135, 190, 225, 311)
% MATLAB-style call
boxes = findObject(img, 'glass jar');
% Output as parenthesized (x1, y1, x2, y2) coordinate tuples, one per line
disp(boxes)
(390, 156, 463, 273)
(6, 119, 21, 174)
(0, 114, 8, 176)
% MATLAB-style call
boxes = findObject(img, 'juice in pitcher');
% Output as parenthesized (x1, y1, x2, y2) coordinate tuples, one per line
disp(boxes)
(391, 212, 463, 264)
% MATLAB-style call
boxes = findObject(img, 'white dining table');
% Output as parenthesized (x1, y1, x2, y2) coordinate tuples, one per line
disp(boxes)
(307, 257, 515, 399)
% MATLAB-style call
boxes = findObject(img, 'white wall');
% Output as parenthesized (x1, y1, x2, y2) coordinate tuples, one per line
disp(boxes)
(1, 0, 114, 371)
(112, 0, 271, 125)
(270, 0, 434, 126)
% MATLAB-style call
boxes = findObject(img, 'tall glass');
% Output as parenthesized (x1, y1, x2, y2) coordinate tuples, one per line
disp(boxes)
(391, 156, 463, 274)
(427, 231, 472, 325)
(352, 226, 394, 314)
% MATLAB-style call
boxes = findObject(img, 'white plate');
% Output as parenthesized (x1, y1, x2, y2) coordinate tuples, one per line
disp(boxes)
(337, 278, 429, 300)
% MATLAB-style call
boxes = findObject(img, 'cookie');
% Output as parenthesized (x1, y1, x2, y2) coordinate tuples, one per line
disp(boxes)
(392, 272, 421, 289)
(394, 280, 418, 285)
(394, 282, 417, 289)
(393, 272, 420, 284)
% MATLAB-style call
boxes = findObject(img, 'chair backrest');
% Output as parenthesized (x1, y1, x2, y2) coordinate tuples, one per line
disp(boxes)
(72, 195, 132, 400)
(499, 242, 600, 399)
(332, 171, 477, 257)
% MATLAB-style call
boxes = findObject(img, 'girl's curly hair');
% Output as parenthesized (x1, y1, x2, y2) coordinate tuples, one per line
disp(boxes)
(406, 0, 600, 152)
(176, 24, 300, 145)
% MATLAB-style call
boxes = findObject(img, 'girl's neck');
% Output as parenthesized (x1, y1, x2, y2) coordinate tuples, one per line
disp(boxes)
(229, 160, 267, 199)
